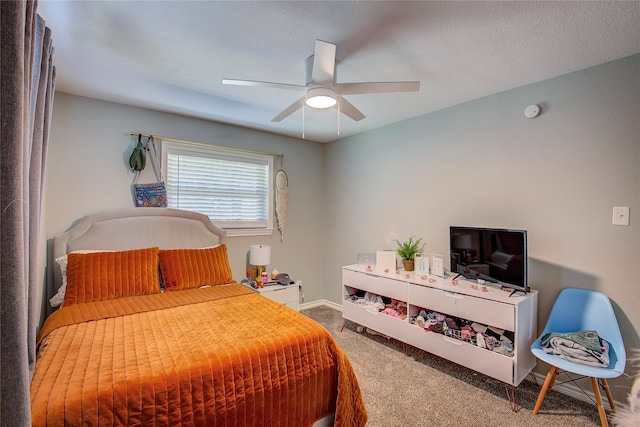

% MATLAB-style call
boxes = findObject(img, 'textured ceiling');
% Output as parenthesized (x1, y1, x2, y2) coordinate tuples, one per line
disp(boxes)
(37, 1, 640, 143)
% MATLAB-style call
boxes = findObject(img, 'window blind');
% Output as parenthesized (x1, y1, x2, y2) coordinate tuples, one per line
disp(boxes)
(163, 142, 272, 230)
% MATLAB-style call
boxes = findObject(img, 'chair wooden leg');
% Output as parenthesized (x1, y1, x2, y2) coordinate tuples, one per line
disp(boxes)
(600, 378, 616, 413)
(533, 365, 558, 415)
(591, 377, 609, 427)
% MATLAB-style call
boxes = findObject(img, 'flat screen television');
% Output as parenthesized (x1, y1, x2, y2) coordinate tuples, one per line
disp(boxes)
(450, 226, 529, 295)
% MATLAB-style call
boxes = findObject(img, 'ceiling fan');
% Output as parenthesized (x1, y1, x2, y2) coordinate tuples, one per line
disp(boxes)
(223, 40, 420, 122)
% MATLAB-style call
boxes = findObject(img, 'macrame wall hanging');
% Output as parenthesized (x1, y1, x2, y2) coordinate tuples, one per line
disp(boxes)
(275, 158, 288, 241)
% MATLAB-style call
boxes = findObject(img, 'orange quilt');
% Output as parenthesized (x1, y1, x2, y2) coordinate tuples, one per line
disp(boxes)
(31, 284, 367, 426)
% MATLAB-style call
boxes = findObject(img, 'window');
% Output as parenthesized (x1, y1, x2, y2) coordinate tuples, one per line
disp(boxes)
(161, 140, 274, 236)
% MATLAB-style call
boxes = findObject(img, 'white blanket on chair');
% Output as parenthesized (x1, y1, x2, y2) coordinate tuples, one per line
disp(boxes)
(542, 332, 610, 367)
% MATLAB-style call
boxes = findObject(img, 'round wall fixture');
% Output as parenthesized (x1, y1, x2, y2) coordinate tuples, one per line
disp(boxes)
(524, 104, 540, 118)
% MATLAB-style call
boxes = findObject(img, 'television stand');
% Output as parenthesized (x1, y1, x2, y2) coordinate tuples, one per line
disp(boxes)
(502, 285, 529, 297)
(342, 264, 538, 388)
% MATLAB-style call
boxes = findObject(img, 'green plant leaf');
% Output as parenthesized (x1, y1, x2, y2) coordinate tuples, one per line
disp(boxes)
(394, 236, 425, 260)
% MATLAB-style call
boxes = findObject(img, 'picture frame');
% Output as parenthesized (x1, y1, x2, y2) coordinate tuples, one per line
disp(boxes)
(357, 252, 376, 267)
(415, 253, 429, 274)
(376, 250, 397, 274)
(430, 253, 444, 278)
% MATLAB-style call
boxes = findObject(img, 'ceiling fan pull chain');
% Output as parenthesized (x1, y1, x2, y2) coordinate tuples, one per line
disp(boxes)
(302, 102, 305, 139)
(337, 102, 340, 136)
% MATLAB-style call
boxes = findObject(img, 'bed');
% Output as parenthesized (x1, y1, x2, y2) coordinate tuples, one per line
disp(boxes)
(31, 208, 367, 426)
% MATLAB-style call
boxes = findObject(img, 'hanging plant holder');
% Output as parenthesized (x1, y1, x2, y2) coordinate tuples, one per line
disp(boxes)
(275, 169, 288, 241)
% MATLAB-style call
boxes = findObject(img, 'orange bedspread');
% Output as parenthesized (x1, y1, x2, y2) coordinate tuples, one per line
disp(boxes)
(31, 284, 367, 426)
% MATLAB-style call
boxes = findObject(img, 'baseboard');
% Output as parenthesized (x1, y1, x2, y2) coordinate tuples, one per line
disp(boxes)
(300, 299, 342, 311)
(303, 300, 621, 412)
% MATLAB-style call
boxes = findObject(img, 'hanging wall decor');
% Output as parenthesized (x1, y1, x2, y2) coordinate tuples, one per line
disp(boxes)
(275, 169, 288, 241)
(129, 134, 147, 172)
(133, 136, 167, 208)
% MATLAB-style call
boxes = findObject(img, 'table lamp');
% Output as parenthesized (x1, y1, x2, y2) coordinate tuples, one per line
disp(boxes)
(453, 233, 472, 262)
(249, 244, 271, 277)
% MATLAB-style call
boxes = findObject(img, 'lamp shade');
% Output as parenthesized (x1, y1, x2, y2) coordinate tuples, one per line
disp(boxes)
(249, 244, 271, 266)
(453, 234, 472, 249)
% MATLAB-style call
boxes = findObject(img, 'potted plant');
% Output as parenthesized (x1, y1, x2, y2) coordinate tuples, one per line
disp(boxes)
(394, 236, 424, 271)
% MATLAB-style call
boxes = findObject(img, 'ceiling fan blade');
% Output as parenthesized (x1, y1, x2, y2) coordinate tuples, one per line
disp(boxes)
(335, 81, 420, 95)
(336, 95, 366, 121)
(222, 79, 306, 92)
(271, 97, 305, 122)
(310, 40, 336, 85)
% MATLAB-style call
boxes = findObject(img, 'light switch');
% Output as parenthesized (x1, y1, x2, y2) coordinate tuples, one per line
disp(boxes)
(612, 207, 630, 226)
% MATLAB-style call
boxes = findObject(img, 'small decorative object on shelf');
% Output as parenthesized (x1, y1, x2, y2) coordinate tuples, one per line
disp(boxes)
(394, 236, 424, 271)
(415, 253, 429, 274)
(375, 250, 396, 274)
(357, 252, 376, 267)
(430, 253, 444, 278)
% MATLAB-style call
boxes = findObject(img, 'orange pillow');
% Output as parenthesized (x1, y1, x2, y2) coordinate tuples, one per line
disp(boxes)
(63, 247, 161, 306)
(159, 244, 234, 291)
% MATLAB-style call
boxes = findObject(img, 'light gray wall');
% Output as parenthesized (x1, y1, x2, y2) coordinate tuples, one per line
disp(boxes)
(42, 93, 325, 319)
(41, 55, 639, 402)
(325, 54, 640, 401)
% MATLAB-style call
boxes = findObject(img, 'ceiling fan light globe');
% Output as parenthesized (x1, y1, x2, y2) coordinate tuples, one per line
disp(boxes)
(305, 87, 337, 109)
(306, 95, 337, 109)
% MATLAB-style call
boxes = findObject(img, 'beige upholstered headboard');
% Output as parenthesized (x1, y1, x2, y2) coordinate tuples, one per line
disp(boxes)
(51, 208, 226, 294)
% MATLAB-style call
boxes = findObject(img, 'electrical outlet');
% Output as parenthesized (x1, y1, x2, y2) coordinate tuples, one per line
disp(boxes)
(612, 207, 630, 226)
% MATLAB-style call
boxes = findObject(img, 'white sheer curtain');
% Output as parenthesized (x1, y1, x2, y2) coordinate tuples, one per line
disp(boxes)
(1, 1, 56, 425)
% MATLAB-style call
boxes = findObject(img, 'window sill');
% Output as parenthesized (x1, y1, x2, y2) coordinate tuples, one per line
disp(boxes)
(225, 228, 274, 238)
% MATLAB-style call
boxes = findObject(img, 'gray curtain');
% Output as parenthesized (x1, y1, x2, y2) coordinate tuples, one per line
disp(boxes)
(1, 1, 55, 425)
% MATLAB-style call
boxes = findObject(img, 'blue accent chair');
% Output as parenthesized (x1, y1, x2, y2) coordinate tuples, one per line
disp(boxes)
(530, 288, 626, 427)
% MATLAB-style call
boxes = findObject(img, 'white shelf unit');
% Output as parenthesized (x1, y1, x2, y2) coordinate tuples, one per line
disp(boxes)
(342, 264, 537, 386)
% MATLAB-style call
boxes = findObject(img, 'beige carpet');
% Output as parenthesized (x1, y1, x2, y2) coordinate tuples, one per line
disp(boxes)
(302, 305, 605, 427)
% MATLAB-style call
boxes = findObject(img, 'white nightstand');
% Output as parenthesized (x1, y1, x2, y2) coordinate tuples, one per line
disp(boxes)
(244, 283, 299, 311)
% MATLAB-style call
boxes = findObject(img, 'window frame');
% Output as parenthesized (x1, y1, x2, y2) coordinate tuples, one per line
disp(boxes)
(160, 139, 274, 237)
